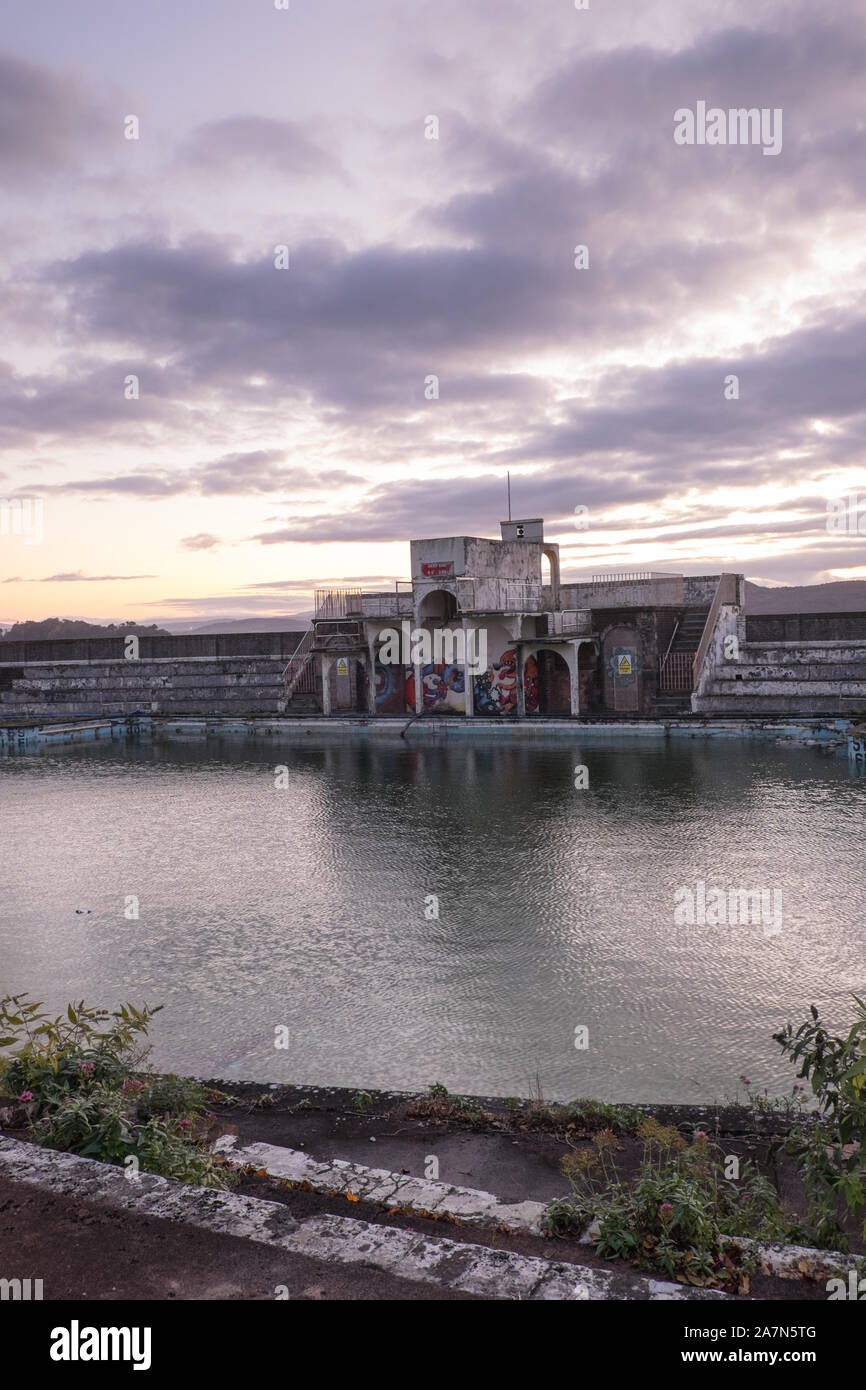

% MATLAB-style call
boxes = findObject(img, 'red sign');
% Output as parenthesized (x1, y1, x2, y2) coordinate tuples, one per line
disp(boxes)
(421, 562, 454, 578)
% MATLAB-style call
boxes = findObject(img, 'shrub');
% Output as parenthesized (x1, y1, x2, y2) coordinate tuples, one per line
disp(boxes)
(136, 1074, 213, 1121)
(773, 996, 866, 1248)
(542, 1119, 796, 1286)
(0, 996, 157, 1104)
(0, 993, 232, 1189)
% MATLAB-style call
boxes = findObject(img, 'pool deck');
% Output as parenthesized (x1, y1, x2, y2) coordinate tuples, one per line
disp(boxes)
(0, 712, 857, 750)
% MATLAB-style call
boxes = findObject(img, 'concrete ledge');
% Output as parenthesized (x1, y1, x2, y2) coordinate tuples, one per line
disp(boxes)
(0, 1137, 724, 1300)
(216, 1136, 547, 1232)
(217, 1137, 861, 1288)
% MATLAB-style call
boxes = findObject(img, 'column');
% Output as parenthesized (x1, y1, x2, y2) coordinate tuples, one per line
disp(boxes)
(321, 655, 332, 716)
(462, 617, 474, 718)
(516, 644, 526, 717)
(569, 641, 582, 717)
(367, 636, 378, 716)
(414, 660, 424, 714)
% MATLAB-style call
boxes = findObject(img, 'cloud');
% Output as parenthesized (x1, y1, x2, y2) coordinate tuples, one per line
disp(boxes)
(33, 571, 157, 583)
(43, 449, 364, 499)
(3, 8, 866, 592)
(177, 116, 344, 181)
(0, 48, 112, 183)
(179, 533, 222, 551)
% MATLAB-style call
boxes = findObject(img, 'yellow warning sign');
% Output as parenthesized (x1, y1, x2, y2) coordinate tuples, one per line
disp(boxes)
(618, 655, 632, 675)
(336, 658, 349, 677)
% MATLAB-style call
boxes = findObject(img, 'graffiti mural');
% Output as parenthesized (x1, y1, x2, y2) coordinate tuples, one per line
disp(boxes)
(384, 648, 565, 716)
(473, 648, 515, 714)
(524, 654, 539, 714)
(374, 661, 408, 715)
(405, 663, 465, 713)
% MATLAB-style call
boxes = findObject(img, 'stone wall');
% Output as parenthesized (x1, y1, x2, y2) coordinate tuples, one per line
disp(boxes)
(0, 631, 304, 665)
(745, 612, 866, 643)
(0, 632, 306, 717)
(694, 611, 866, 715)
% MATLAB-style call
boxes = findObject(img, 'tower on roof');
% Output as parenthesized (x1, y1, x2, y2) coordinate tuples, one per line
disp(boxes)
(500, 518, 544, 542)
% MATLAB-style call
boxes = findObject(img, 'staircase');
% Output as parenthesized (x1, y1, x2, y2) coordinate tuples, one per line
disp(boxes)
(671, 606, 710, 653)
(282, 629, 317, 709)
(653, 605, 711, 714)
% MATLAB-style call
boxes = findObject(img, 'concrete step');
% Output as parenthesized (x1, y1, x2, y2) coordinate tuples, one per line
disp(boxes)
(0, 1137, 724, 1301)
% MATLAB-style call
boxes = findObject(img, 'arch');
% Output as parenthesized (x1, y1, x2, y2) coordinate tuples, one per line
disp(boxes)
(535, 647, 571, 715)
(417, 587, 458, 623)
(542, 544, 561, 609)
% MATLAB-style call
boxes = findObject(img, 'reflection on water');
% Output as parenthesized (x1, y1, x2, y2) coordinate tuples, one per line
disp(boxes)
(0, 735, 863, 1103)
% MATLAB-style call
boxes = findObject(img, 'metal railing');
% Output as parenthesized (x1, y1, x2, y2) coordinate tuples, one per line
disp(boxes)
(360, 592, 414, 619)
(592, 570, 654, 583)
(315, 588, 362, 618)
(283, 629, 316, 697)
(658, 651, 695, 691)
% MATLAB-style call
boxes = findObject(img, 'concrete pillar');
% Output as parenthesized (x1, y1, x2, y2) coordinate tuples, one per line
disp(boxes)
(414, 661, 424, 714)
(366, 638, 378, 716)
(516, 644, 526, 717)
(462, 618, 475, 717)
(568, 641, 584, 716)
(321, 655, 332, 716)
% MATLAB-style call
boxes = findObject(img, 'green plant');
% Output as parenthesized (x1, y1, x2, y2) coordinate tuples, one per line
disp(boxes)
(129, 1117, 231, 1186)
(352, 1090, 374, 1113)
(0, 995, 159, 1104)
(451, 1095, 480, 1114)
(0, 993, 232, 1189)
(772, 997, 866, 1248)
(542, 1119, 795, 1288)
(427, 1082, 449, 1100)
(566, 1098, 643, 1135)
(33, 1086, 134, 1162)
(505, 1096, 523, 1111)
(135, 1074, 211, 1121)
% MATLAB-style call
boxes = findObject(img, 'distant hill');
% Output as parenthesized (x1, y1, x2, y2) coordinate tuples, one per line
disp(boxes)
(185, 614, 311, 635)
(744, 580, 866, 615)
(0, 618, 171, 641)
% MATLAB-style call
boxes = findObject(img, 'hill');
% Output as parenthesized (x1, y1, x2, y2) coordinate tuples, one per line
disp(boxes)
(0, 618, 171, 641)
(744, 580, 866, 614)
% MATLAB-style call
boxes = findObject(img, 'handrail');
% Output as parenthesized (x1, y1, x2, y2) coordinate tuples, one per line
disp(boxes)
(282, 628, 313, 693)
(659, 619, 680, 675)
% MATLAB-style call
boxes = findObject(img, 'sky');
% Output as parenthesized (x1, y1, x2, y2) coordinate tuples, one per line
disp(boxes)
(0, 0, 865, 625)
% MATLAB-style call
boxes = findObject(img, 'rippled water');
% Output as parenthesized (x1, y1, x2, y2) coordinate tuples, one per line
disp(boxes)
(0, 734, 863, 1103)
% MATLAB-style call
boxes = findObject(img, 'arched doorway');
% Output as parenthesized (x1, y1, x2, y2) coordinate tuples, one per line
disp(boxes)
(536, 648, 571, 715)
(417, 588, 458, 624)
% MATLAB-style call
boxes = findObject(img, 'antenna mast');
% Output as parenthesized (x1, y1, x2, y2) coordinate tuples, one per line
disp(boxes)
(507, 471, 511, 521)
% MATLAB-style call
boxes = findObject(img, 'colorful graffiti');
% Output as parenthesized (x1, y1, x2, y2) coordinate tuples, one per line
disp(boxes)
(405, 663, 465, 713)
(374, 662, 407, 715)
(474, 648, 520, 714)
(382, 648, 555, 716)
(524, 654, 539, 714)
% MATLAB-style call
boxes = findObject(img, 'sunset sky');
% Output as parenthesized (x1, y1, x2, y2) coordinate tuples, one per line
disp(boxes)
(1, 0, 865, 626)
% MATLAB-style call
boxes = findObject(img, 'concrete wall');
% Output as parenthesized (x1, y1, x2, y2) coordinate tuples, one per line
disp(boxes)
(0, 634, 305, 717)
(745, 612, 866, 643)
(694, 610, 866, 715)
(0, 631, 305, 665)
